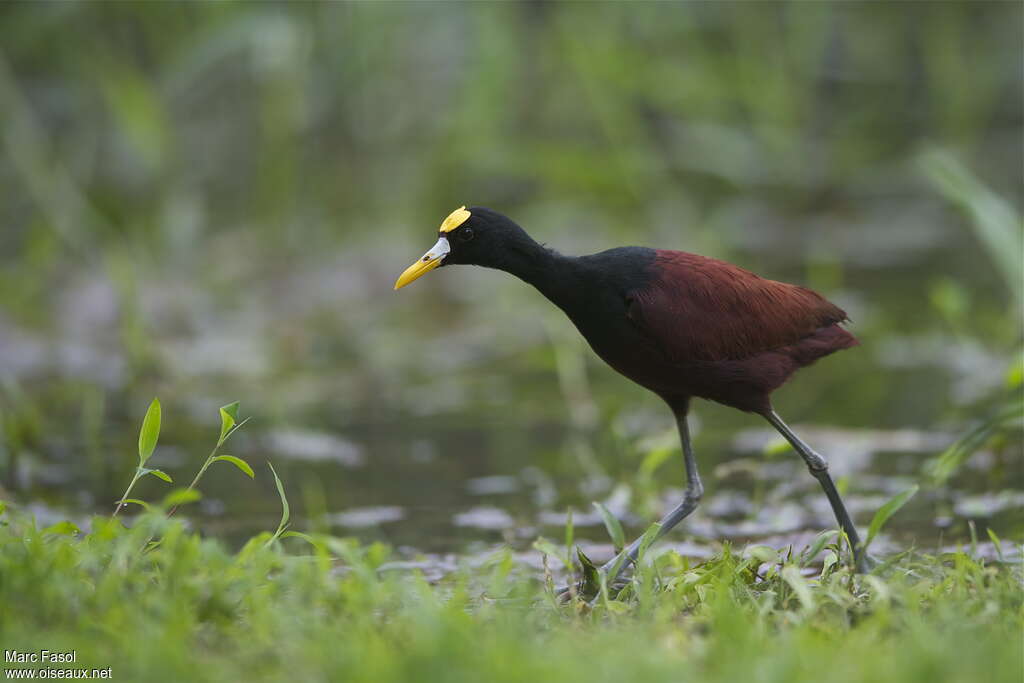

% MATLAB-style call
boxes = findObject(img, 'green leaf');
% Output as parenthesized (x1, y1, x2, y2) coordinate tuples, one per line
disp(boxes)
(636, 522, 661, 560)
(928, 397, 1023, 483)
(115, 498, 150, 510)
(138, 398, 161, 465)
(265, 462, 290, 546)
(146, 469, 172, 483)
(865, 485, 919, 549)
(821, 550, 839, 576)
(564, 508, 574, 561)
(746, 545, 779, 566)
(921, 148, 1023, 312)
(781, 565, 814, 612)
(638, 446, 673, 477)
(763, 437, 792, 458)
(593, 501, 625, 551)
(533, 538, 568, 568)
(42, 521, 80, 536)
(801, 530, 838, 566)
(218, 402, 238, 443)
(987, 527, 1004, 562)
(1006, 353, 1024, 389)
(575, 546, 600, 597)
(213, 455, 254, 479)
(162, 488, 202, 507)
(0, 501, 6, 516)
(221, 401, 240, 422)
(281, 530, 319, 548)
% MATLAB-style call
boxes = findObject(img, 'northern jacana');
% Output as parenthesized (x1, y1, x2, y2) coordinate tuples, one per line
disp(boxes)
(395, 206, 868, 579)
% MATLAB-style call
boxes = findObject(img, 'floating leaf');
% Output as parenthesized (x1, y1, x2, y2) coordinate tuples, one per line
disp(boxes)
(138, 398, 161, 465)
(866, 485, 919, 549)
(592, 501, 625, 551)
(162, 488, 202, 507)
(213, 455, 254, 479)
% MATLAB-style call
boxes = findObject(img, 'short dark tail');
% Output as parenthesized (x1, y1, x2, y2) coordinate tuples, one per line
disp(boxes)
(785, 324, 859, 368)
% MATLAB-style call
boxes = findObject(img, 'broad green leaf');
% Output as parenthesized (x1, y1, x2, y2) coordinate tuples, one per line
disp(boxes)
(213, 455, 254, 479)
(138, 398, 161, 465)
(163, 488, 202, 507)
(593, 501, 625, 551)
(146, 469, 172, 483)
(866, 485, 919, 549)
(115, 498, 150, 510)
(43, 521, 80, 536)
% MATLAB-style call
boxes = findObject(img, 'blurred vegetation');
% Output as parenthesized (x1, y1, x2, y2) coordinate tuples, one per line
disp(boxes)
(0, 2, 1021, 550)
(0, 504, 1020, 683)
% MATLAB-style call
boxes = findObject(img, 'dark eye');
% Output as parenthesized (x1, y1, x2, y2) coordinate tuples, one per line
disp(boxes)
(460, 227, 475, 242)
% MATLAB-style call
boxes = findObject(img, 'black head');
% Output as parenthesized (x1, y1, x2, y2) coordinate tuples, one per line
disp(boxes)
(394, 206, 539, 289)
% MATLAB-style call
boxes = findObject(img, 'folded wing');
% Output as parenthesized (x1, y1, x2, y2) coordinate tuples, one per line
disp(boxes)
(627, 250, 855, 363)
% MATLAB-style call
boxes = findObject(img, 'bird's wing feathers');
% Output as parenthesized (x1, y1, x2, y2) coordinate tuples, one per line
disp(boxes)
(626, 251, 849, 362)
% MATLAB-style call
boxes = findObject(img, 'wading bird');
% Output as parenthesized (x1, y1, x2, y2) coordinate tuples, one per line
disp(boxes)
(395, 206, 867, 581)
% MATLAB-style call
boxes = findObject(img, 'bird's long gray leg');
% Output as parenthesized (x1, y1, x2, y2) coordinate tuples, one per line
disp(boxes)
(764, 410, 868, 573)
(599, 410, 703, 585)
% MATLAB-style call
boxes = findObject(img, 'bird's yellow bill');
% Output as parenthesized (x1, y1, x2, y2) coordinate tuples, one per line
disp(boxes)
(394, 236, 451, 290)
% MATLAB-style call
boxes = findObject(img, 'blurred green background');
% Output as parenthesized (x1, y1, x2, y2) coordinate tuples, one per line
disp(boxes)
(0, 2, 1020, 558)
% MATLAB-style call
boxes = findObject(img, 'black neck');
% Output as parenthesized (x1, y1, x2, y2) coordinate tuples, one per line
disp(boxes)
(488, 235, 580, 309)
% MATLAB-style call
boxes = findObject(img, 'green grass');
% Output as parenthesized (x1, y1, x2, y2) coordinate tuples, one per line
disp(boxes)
(0, 501, 1019, 683)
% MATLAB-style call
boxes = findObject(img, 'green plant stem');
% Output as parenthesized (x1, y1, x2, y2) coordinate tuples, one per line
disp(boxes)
(112, 469, 144, 518)
(166, 446, 220, 519)
(165, 417, 248, 519)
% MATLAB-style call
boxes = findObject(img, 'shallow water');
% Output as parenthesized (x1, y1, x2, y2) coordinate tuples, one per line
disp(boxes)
(3, 209, 1020, 570)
